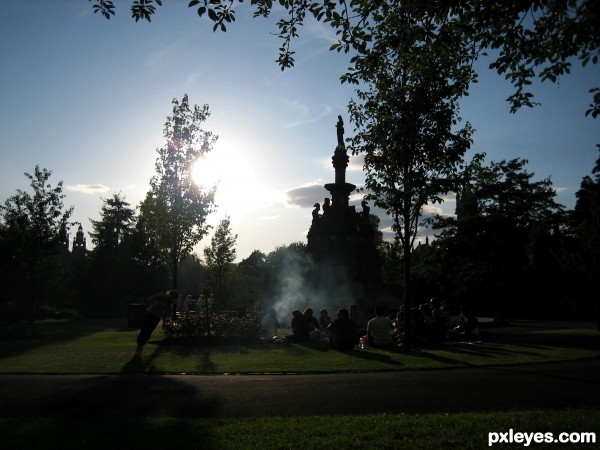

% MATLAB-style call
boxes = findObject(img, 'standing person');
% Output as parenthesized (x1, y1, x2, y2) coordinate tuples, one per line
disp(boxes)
(327, 308, 359, 351)
(135, 290, 179, 356)
(367, 305, 394, 348)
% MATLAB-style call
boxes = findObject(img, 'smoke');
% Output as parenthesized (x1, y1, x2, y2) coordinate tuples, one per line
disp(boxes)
(257, 249, 362, 327)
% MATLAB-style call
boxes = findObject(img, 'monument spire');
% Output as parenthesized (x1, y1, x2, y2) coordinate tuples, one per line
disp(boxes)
(327, 115, 355, 208)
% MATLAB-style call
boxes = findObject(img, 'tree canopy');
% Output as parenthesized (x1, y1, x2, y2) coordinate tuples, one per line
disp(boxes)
(204, 215, 238, 290)
(139, 94, 217, 289)
(0, 166, 74, 305)
(88, 0, 599, 115)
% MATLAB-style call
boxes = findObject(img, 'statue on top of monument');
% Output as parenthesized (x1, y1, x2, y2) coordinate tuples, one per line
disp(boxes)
(312, 202, 321, 224)
(361, 200, 370, 218)
(336, 115, 344, 148)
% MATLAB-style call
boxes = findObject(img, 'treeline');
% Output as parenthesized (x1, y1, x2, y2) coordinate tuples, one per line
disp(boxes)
(1, 148, 599, 322)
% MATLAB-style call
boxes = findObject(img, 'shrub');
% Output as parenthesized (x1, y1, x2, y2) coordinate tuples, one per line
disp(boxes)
(162, 310, 262, 342)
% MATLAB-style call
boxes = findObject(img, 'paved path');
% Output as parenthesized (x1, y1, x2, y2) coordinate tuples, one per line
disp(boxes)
(1, 358, 599, 418)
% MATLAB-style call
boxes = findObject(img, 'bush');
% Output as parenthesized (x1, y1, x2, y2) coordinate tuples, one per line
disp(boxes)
(162, 310, 262, 342)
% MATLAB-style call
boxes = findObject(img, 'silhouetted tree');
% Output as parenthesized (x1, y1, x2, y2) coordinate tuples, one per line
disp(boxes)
(89, 192, 136, 251)
(204, 215, 237, 294)
(139, 94, 217, 289)
(0, 166, 74, 311)
(84, 193, 137, 313)
(347, 9, 474, 348)
(572, 146, 600, 326)
(230, 250, 267, 310)
(430, 156, 565, 316)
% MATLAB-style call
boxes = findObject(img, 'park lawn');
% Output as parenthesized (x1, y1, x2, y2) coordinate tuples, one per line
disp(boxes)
(0, 319, 599, 374)
(1, 319, 599, 450)
(1, 408, 599, 450)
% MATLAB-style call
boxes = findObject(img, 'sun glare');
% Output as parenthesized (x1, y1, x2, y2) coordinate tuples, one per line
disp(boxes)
(192, 144, 281, 216)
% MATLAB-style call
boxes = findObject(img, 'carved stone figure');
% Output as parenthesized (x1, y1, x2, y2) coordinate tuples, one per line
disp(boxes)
(312, 202, 321, 223)
(336, 115, 344, 147)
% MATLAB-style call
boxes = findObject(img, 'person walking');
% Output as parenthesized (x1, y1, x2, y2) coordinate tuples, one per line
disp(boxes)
(135, 289, 179, 356)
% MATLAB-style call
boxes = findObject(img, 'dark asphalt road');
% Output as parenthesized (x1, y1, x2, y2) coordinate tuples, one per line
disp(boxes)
(1, 358, 599, 418)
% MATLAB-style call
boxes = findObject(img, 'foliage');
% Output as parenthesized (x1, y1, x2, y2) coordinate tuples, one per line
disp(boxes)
(89, 0, 599, 115)
(571, 146, 600, 319)
(203, 215, 237, 290)
(0, 166, 74, 308)
(573, 145, 600, 273)
(229, 249, 267, 310)
(346, 3, 474, 343)
(89, 192, 136, 250)
(428, 155, 567, 316)
(78, 193, 138, 314)
(139, 94, 217, 289)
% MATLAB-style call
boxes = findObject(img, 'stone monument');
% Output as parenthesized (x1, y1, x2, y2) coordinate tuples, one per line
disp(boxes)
(305, 116, 381, 306)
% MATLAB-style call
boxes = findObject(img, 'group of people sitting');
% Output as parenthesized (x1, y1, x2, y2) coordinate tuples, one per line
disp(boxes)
(261, 298, 482, 351)
(393, 298, 481, 345)
(285, 305, 403, 351)
(288, 307, 361, 351)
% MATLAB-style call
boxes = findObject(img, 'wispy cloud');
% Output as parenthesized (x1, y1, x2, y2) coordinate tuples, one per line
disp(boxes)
(66, 184, 109, 194)
(281, 102, 333, 129)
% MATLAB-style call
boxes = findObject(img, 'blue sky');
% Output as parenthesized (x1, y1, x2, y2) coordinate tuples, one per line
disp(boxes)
(1, 1, 599, 261)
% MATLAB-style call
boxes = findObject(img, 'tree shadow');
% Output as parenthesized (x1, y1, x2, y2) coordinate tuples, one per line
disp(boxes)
(0, 318, 131, 360)
(348, 348, 404, 366)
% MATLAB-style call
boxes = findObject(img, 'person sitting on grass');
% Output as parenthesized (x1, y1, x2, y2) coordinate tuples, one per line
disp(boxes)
(135, 289, 179, 357)
(289, 309, 310, 343)
(327, 308, 359, 351)
(453, 305, 481, 340)
(304, 307, 328, 341)
(318, 308, 332, 330)
(367, 305, 394, 348)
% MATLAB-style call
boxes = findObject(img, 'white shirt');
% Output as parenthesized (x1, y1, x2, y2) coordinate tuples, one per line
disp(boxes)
(367, 316, 393, 345)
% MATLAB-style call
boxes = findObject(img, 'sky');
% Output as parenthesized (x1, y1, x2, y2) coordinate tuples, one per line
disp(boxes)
(1, 1, 599, 262)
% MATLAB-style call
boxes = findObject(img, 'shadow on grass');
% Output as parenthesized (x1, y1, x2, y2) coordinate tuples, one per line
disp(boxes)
(0, 318, 131, 360)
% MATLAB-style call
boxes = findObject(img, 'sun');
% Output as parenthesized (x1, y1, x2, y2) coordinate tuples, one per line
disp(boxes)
(192, 144, 279, 216)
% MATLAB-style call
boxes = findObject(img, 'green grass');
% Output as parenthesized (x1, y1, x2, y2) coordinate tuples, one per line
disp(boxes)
(1, 319, 599, 450)
(1, 408, 599, 449)
(1, 318, 599, 374)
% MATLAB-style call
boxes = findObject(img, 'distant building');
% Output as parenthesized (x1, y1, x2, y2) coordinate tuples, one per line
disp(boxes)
(71, 223, 87, 260)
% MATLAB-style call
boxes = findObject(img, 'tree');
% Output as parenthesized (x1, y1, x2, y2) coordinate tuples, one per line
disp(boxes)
(429, 156, 565, 316)
(139, 94, 217, 289)
(83, 193, 138, 313)
(89, 0, 599, 115)
(572, 146, 600, 326)
(230, 249, 267, 309)
(89, 192, 136, 251)
(347, 4, 474, 347)
(203, 215, 237, 291)
(0, 165, 74, 309)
